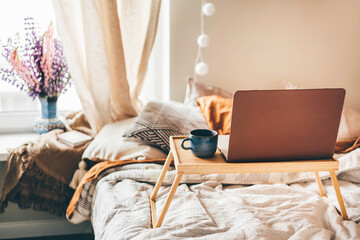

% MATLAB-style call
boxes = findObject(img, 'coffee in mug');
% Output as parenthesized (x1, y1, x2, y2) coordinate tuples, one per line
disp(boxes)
(181, 129, 218, 158)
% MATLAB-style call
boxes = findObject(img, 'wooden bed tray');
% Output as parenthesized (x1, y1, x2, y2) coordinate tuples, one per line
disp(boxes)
(150, 136, 348, 228)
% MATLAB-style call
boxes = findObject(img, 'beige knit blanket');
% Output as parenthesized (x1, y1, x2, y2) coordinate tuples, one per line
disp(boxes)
(0, 111, 93, 216)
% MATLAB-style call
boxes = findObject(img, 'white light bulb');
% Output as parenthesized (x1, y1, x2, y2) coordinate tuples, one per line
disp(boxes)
(195, 62, 209, 76)
(197, 34, 209, 48)
(202, 3, 216, 16)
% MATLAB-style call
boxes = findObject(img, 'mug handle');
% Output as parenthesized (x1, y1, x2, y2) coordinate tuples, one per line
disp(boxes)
(181, 138, 192, 150)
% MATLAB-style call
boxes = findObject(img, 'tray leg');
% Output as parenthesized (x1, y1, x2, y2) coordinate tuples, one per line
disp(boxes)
(153, 173, 183, 228)
(329, 171, 348, 220)
(151, 151, 173, 201)
(150, 151, 173, 227)
(314, 172, 326, 197)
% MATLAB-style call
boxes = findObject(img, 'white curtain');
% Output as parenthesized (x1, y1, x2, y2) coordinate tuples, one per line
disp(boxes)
(52, 0, 161, 132)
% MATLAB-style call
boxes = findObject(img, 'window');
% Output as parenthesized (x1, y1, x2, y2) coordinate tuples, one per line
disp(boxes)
(139, 0, 170, 103)
(0, 0, 81, 132)
(0, 0, 169, 133)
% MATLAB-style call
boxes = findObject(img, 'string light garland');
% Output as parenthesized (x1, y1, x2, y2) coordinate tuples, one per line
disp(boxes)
(202, 2, 216, 16)
(194, 0, 215, 79)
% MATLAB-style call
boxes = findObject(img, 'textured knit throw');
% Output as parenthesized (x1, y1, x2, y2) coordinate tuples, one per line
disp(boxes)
(0, 111, 92, 216)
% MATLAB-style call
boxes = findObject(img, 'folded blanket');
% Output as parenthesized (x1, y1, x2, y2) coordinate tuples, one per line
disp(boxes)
(0, 110, 92, 216)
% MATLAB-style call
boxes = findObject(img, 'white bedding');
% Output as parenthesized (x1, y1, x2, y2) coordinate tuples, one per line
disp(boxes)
(89, 150, 360, 239)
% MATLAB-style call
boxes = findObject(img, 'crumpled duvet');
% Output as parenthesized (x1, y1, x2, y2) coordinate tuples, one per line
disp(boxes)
(87, 153, 360, 239)
(92, 172, 360, 239)
(69, 148, 360, 239)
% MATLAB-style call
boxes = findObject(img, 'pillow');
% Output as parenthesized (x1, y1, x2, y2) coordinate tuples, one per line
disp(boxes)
(82, 117, 167, 161)
(337, 108, 360, 141)
(196, 95, 232, 135)
(184, 77, 232, 107)
(123, 100, 209, 153)
(285, 81, 360, 141)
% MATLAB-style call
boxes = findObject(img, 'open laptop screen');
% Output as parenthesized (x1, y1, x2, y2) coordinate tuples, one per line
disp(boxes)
(224, 89, 345, 162)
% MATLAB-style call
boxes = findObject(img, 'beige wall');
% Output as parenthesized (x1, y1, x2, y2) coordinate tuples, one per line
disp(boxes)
(170, 0, 360, 111)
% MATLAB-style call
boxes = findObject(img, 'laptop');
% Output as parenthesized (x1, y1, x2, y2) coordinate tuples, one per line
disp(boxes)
(218, 89, 345, 162)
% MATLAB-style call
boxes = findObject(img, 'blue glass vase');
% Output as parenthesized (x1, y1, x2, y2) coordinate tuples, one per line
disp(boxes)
(33, 97, 65, 134)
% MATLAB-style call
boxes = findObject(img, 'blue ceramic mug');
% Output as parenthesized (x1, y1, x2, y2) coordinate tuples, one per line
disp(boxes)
(181, 129, 218, 158)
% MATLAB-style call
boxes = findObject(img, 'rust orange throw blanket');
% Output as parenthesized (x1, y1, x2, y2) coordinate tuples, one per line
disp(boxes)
(66, 159, 166, 219)
(196, 95, 360, 154)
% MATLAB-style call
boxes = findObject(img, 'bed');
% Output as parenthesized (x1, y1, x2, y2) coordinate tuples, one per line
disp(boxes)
(67, 80, 360, 239)
(70, 155, 360, 239)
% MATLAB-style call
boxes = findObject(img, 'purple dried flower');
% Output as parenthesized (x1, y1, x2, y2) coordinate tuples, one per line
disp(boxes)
(0, 17, 72, 99)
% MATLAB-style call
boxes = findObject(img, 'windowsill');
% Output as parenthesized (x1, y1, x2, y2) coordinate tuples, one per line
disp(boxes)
(0, 132, 39, 161)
